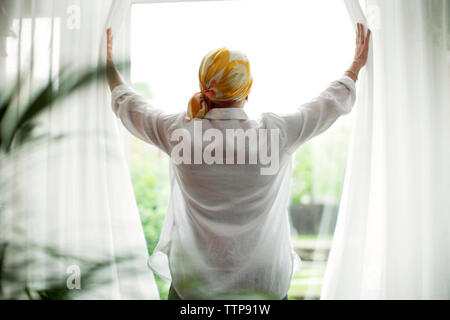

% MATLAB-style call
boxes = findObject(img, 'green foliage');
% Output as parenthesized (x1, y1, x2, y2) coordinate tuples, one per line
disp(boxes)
(290, 123, 351, 205)
(0, 241, 136, 300)
(0, 61, 134, 300)
(291, 142, 314, 204)
(312, 124, 351, 204)
(130, 139, 170, 254)
(154, 274, 170, 300)
(0, 62, 128, 154)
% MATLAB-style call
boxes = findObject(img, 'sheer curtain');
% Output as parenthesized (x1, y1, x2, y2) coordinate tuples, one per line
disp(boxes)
(322, 0, 450, 299)
(0, 0, 159, 299)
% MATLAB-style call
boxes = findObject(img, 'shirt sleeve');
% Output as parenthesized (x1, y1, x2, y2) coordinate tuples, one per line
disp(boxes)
(264, 76, 356, 154)
(111, 84, 179, 154)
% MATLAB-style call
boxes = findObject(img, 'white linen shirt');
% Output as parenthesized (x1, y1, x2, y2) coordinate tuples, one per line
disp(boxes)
(111, 76, 356, 299)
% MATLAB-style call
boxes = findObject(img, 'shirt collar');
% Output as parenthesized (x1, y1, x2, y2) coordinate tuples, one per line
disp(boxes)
(203, 108, 248, 120)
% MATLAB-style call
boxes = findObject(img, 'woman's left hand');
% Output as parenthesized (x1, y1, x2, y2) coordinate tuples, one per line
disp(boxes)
(353, 23, 371, 70)
(345, 23, 371, 82)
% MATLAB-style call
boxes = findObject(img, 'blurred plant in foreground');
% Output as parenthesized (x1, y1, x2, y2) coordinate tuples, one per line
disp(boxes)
(0, 62, 139, 299)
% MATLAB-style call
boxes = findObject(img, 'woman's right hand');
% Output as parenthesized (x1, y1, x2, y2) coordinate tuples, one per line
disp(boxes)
(105, 27, 125, 91)
(107, 28, 113, 64)
(346, 23, 371, 82)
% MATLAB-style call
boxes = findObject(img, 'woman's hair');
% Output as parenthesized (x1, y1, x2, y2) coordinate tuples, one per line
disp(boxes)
(186, 47, 253, 120)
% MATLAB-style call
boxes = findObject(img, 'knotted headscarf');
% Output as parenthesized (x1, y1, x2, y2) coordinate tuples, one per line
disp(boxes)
(186, 47, 253, 120)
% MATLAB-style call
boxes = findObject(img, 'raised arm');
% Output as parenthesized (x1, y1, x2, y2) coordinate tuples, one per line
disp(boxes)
(270, 23, 371, 154)
(106, 28, 125, 91)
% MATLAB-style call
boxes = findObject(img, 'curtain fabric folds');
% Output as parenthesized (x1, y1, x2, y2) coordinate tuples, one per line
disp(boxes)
(322, 0, 450, 299)
(0, 0, 159, 299)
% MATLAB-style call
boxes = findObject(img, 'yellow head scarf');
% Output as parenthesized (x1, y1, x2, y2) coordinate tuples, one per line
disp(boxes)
(186, 47, 253, 120)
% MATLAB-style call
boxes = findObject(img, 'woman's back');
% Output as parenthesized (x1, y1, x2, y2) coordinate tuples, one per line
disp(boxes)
(111, 74, 356, 298)
(165, 109, 298, 299)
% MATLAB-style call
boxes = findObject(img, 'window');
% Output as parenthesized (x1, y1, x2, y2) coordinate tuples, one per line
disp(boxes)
(130, 0, 354, 299)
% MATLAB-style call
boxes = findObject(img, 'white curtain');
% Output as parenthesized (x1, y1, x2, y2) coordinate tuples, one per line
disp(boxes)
(322, 0, 450, 299)
(0, 0, 159, 299)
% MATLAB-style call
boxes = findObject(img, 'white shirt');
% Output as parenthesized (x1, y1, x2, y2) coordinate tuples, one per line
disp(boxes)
(111, 75, 356, 299)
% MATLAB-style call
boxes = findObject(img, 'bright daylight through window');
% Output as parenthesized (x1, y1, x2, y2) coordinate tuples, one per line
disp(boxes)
(130, 0, 354, 299)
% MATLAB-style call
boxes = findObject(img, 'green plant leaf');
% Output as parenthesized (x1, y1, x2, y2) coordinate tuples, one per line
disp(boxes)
(2, 61, 129, 153)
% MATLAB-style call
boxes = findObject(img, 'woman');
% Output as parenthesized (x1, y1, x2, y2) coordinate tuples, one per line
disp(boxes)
(106, 23, 370, 300)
